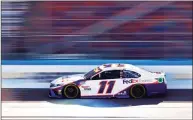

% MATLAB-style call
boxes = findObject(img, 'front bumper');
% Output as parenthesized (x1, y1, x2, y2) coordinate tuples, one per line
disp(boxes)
(48, 87, 63, 98)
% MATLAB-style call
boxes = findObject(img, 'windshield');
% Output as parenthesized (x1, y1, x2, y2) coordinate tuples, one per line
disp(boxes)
(84, 67, 102, 79)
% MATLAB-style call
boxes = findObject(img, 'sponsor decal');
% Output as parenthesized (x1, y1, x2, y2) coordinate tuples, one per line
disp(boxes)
(103, 64, 112, 68)
(81, 86, 91, 90)
(94, 68, 100, 72)
(155, 78, 164, 83)
(117, 91, 127, 95)
(103, 64, 124, 68)
(139, 80, 152, 83)
(158, 78, 164, 83)
(132, 79, 138, 83)
(123, 79, 138, 84)
(117, 64, 124, 67)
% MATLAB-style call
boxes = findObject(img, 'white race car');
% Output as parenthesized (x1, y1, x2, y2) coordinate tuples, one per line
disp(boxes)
(49, 63, 167, 99)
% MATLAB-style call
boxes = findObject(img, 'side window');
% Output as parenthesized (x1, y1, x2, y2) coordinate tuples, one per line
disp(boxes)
(100, 70, 121, 79)
(123, 70, 141, 78)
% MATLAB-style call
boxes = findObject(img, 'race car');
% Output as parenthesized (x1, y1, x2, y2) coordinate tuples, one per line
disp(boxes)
(49, 63, 167, 99)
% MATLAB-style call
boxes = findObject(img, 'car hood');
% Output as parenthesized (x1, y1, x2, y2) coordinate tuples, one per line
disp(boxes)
(51, 74, 85, 84)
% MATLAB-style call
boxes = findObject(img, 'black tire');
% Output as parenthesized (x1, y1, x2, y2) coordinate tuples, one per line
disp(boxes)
(129, 84, 146, 99)
(62, 84, 80, 99)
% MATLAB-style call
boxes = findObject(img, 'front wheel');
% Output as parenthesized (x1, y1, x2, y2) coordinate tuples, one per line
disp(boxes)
(129, 84, 146, 99)
(62, 84, 80, 99)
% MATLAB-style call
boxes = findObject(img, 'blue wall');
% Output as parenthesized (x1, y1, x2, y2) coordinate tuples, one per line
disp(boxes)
(2, 59, 192, 65)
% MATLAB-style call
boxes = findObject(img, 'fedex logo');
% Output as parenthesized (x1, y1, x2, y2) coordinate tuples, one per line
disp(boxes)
(123, 79, 138, 84)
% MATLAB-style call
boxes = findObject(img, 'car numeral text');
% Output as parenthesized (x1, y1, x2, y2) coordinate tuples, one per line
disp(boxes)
(98, 81, 115, 94)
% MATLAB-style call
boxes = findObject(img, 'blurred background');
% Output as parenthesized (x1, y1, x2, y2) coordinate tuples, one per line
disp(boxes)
(1, 1, 192, 60)
(1, 2, 192, 118)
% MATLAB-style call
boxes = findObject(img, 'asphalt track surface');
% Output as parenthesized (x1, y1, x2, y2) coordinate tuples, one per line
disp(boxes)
(1, 88, 192, 103)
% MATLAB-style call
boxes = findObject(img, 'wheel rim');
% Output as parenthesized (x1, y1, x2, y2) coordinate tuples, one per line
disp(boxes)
(130, 85, 145, 98)
(64, 85, 79, 98)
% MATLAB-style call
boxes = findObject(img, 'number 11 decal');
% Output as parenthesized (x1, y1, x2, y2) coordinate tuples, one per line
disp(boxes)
(98, 81, 115, 94)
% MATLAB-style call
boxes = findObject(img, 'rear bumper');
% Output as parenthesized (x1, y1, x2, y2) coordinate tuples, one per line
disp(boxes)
(145, 82, 167, 96)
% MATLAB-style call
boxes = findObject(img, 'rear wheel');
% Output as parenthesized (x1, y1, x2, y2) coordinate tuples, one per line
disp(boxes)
(129, 84, 146, 99)
(62, 84, 80, 99)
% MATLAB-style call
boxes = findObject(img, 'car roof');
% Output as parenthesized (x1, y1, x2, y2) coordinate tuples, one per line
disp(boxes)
(98, 63, 140, 71)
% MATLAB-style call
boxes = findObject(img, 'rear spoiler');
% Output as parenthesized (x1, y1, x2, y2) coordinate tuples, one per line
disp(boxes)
(153, 72, 166, 77)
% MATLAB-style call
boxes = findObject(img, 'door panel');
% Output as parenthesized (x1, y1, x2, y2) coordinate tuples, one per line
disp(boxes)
(80, 78, 137, 96)
(80, 79, 117, 96)
(80, 69, 140, 96)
